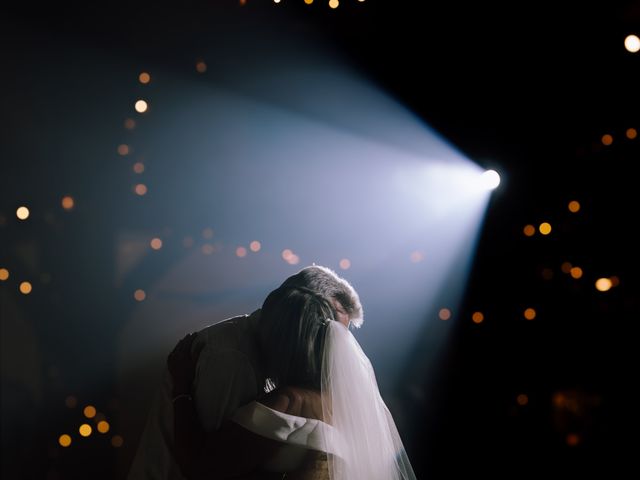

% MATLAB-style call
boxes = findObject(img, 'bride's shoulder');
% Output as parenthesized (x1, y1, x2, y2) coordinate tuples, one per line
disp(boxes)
(261, 386, 323, 420)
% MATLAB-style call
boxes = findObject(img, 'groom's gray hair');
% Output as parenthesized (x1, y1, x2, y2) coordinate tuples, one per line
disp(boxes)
(280, 265, 364, 327)
(256, 265, 363, 391)
(280, 265, 363, 327)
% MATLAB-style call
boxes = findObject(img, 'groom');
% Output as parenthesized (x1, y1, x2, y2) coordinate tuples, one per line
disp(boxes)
(127, 265, 363, 480)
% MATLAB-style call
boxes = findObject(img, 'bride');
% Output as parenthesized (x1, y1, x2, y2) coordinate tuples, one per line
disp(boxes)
(168, 284, 416, 479)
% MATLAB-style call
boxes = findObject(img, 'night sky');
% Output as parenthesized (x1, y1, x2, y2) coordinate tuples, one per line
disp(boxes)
(2, 1, 639, 479)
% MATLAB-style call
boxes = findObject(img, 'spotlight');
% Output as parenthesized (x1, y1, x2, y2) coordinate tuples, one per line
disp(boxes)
(479, 169, 500, 191)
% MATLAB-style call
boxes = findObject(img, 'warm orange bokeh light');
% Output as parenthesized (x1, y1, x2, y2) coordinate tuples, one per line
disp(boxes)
(0, 268, 8, 281)
(79, 424, 92, 437)
(61, 196, 75, 210)
(471, 311, 484, 324)
(626, 127, 637, 139)
(438, 308, 452, 321)
(568, 200, 580, 213)
(539, 222, 552, 235)
(601, 134, 613, 146)
(59, 434, 72, 447)
(117, 144, 130, 156)
(138, 72, 151, 84)
(523, 224, 535, 237)
(19, 281, 32, 294)
(236, 246, 247, 258)
(150, 238, 163, 250)
(134, 184, 148, 196)
(134, 289, 146, 301)
(133, 162, 145, 174)
(196, 61, 207, 73)
(524, 308, 536, 320)
(516, 394, 529, 406)
(97, 420, 110, 434)
(83, 405, 97, 418)
(570, 266, 583, 279)
(111, 435, 124, 447)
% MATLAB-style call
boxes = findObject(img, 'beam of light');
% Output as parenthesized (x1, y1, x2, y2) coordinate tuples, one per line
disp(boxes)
(115, 16, 499, 463)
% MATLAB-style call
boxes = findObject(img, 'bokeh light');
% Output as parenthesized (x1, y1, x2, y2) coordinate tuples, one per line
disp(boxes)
(235, 246, 247, 258)
(339, 258, 351, 269)
(195, 61, 207, 73)
(516, 394, 529, 406)
(19, 281, 32, 294)
(595, 278, 612, 292)
(624, 34, 640, 53)
(601, 134, 613, 146)
(79, 424, 92, 437)
(134, 289, 146, 301)
(111, 435, 124, 448)
(97, 421, 110, 434)
(134, 184, 148, 196)
(138, 72, 151, 84)
(626, 127, 637, 139)
(249, 240, 261, 252)
(438, 308, 452, 321)
(568, 200, 580, 213)
(524, 308, 536, 320)
(58, 434, 72, 447)
(570, 267, 583, 279)
(150, 238, 163, 250)
(61, 196, 75, 210)
(410, 251, 425, 263)
(133, 162, 145, 173)
(16, 206, 30, 220)
(539, 222, 552, 235)
(134, 100, 148, 113)
(523, 224, 535, 236)
(471, 311, 484, 324)
(117, 144, 130, 156)
(83, 405, 97, 418)
(0, 268, 9, 281)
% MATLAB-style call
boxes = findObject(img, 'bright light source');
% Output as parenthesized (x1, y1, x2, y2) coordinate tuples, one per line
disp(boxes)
(16, 206, 30, 220)
(134, 100, 148, 113)
(479, 169, 500, 190)
(624, 34, 640, 53)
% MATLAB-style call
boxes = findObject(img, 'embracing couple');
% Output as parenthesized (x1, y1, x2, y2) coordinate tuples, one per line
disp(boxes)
(128, 265, 416, 480)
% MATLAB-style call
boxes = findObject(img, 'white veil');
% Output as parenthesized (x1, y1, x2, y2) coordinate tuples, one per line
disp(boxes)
(321, 321, 416, 480)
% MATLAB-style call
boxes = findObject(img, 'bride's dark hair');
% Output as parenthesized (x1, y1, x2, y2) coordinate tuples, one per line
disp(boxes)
(258, 286, 335, 390)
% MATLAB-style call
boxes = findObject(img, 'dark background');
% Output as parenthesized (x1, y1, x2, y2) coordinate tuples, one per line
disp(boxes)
(2, 1, 639, 479)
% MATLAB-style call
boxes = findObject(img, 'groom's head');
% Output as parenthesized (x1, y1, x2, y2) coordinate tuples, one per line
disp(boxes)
(279, 265, 363, 327)
(257, 265, 363, 390)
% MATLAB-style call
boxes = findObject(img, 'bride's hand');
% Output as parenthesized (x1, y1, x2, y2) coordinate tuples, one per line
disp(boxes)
(167, 332, 199, 396)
